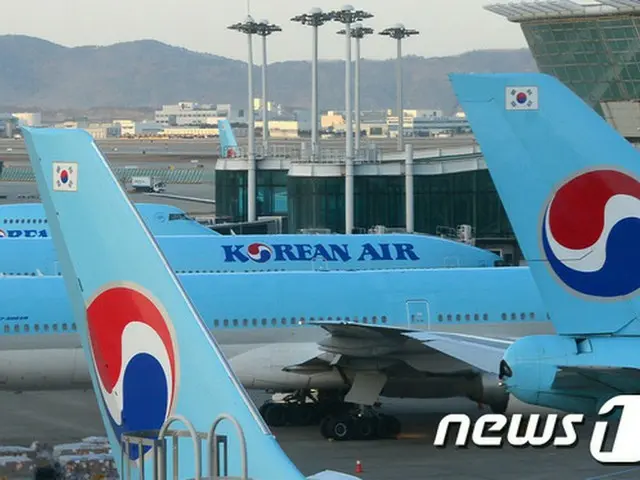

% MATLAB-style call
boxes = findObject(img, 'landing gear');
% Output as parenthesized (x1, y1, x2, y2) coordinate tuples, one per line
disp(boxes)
(259, 390, 349, 427)
(489, 395, 510, 415)
(319, 409, 401, 441)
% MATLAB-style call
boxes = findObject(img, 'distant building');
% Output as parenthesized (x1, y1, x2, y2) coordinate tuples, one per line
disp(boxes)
(12, 112, 42, 127)
(83, 123, 121, 140)
(321, 111, 346, 130)
(0, 114, 18, 138)
(256, 120, 300, 139)
(155, 102, 245, 126)
(387, 110, 470, 137)
(115, 120, 164, 137)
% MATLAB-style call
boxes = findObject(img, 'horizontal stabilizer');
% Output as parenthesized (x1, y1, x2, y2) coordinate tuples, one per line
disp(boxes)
(307, 471, 362, 480)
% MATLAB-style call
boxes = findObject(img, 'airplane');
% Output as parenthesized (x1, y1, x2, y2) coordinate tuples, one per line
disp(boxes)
(450, 72, 640, 415)
(0, 232, 501, 276)
(0, 202, 219, 237)
(219, 117, 239, 157)
(0, 248, 551, 439)
(23, 127, 356, 480)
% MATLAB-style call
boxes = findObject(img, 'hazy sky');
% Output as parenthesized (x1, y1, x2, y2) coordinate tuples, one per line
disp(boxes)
(1, 0, 528, 62)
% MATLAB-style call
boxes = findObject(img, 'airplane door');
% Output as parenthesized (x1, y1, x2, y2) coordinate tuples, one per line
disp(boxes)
(406, 300, 430, 329)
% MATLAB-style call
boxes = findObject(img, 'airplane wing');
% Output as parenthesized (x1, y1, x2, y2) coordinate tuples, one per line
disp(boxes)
(311, 320, 511, 374)
(404, 330, 512, 375)
(289, 320, 512, 407)
(144, 192, 215, 204)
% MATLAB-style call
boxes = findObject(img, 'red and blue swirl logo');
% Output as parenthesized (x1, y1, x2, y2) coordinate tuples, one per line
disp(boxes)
(86, 285, 178, 460)
(542, 169, 640, 298)
(246, 242, 273, 263)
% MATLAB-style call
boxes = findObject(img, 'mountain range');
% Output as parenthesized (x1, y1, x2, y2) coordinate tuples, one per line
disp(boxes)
(0, 35, 537, 115)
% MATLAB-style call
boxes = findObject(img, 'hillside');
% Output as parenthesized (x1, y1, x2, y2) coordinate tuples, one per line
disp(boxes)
(0, 35, 537, 114)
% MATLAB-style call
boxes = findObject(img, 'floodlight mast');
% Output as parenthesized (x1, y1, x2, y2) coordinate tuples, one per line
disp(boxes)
(255, 21, 282, 156)
(330, 5, 374, 234)
(379, 24, 419, 152)
(291, 8, 333, 161)
(228, 17, 261, 222)
(338, 23, 374, 154)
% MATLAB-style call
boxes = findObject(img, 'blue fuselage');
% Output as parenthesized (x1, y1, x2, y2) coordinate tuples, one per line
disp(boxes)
(0, 266, 552, 392)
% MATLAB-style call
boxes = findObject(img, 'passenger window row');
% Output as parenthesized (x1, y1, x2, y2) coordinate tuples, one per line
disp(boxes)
(211, 315, 389, 328)
(3, 322, 77, 333)
(2, 218, 47, 224)
(436, 312, 538, 322)
(2, 272, 42, 277)
(175, 269, 288, 274)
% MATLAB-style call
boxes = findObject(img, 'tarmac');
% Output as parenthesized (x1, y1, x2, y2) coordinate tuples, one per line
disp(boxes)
(0, 390, 638, 480)
(0, 181, 216, 216)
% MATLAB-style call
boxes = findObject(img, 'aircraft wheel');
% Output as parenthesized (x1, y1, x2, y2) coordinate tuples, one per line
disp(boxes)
(319, 415, 333, 439)
(326, 414, 353, 441)
(287, 404, 316, 426)
(376, 414, 401, 439)
(258, 400, 272, 418)
(262, 403, 287, 427)
(353, 416, 378, 440)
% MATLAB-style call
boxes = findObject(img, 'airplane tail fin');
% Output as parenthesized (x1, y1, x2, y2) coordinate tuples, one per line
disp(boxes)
(218, 118, 238, 158)
(450, 73, 640, 336)
(22, 127, 306, 479)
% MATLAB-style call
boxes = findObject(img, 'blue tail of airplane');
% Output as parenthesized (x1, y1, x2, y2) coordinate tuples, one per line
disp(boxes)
(218, 118, 238, 158)
(450, 73, 640, 336)
(21, 127, 325, 479)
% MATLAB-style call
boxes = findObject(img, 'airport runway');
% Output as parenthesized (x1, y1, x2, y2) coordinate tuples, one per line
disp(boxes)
(0, 390, 635, 480)
(0, 182, 215, 215)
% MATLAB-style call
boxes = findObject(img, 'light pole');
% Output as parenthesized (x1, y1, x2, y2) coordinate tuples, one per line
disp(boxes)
(338, 23, 373, 155)
(379, 24, 419, 152)
(255, 20, 282, 157)
(291, 8, 333, 160)
(228, 16, 261, 222)
(330, 5, 373, 234)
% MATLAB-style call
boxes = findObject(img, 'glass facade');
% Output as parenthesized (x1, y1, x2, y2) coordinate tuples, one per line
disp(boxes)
(288, 170, 514, 237)
(521, 16, 640, 113)
(216, 170, 288, 221)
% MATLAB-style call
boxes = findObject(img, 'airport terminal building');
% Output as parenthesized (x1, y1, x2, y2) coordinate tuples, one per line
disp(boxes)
(215, 145, 517, 262)
(486, 0, 640, 140)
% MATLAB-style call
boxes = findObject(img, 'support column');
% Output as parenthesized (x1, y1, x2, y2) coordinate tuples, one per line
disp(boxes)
(247, 33, 256, 222)
(405, 143, 414, 233)
(345, 22, 354, 234)
(396, 37, 404, 152)
(261, 34, 269, 156)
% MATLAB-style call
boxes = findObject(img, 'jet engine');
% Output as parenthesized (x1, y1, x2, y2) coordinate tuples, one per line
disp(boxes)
(499, 335, 600, 414)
